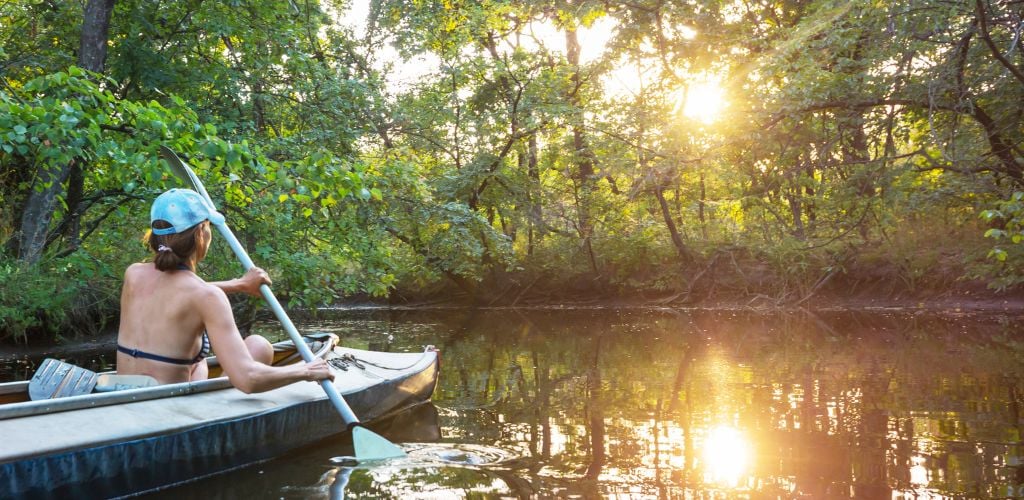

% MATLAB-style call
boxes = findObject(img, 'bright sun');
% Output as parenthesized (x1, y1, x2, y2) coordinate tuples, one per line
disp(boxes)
(702, 425, 750, 486)
(681, 81, 727, 124)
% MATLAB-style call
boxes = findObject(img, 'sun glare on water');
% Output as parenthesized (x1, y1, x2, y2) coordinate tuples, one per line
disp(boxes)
(701, 425, 750, 487)
(681, 81, 727, 124)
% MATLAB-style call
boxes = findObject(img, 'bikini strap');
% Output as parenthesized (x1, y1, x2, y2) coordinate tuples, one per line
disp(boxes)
(117, 343, 196, 366)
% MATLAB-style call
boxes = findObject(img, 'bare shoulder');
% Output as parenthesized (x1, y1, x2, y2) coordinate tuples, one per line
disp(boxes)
(193, 280, 231, 306)
(124, 262, 152, 280)
(192, 281, 236, 329)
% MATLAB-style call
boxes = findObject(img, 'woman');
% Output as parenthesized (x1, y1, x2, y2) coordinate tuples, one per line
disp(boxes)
(116, 188, 333, 392)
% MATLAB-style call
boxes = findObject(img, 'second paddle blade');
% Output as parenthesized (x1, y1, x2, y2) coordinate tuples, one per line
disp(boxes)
(29, 358, 98, 400)
(353, 426, 406, 460)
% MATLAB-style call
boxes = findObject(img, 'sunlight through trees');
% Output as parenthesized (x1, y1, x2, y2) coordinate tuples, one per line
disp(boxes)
(2, 0, 1024, 338)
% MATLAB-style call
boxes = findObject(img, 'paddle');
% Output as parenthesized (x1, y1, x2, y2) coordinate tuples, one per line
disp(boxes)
(29, 358, 98, 400)
(158, 146, 405, 460)
(28, 359, 159, 399)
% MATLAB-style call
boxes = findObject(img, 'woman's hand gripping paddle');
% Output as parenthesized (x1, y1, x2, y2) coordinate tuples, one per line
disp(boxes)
(158, 146, 405, 460)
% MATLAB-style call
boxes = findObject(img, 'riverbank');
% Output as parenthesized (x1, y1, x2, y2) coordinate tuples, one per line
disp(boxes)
(362, 296, 1024, 319)
(2, 295, 1023, 380)
(4, 278, 1024, 352)
(380, 278, 1024, 316)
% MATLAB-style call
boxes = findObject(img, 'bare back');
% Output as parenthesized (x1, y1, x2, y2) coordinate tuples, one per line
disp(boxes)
(116, 262, 213, 383)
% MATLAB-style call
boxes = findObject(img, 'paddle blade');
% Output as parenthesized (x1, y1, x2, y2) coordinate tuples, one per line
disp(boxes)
(158, 146, 214, 205)
(29, 358, 98, 400)
(353, 426, 406, 460)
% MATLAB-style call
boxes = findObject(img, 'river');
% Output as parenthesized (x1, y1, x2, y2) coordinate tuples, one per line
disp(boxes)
(3, 307, 1024, 497)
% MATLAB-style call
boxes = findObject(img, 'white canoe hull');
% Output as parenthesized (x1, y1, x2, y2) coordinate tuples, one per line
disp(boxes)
(0, 344, 439, 498)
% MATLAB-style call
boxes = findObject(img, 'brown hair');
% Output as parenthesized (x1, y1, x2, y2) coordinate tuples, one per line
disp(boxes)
(146, 220, 208, 272)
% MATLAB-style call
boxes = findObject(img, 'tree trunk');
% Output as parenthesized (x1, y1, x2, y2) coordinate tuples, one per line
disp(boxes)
(68, 0, 115, 248)
(78, 0, 115, 73)
(698, 170, 708, 240)
(18, 0, 115, 263)
(971, 103, 1024, 182)
(17, 163, 75, 263)
(787, 191, 806, 240)
(656, 185, 692, 264)
(804, 159, 817, 234)
(527, 131, 541, 256)
(61, 158, 85, 249)
(565, 25, 599, 275)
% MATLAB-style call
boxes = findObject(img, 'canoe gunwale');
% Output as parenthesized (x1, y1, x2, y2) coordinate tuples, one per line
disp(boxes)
(0, 335, 338, 421)
(0, 380, 28, 396)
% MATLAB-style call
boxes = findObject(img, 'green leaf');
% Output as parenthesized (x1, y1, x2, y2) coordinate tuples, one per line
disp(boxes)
(201, 141, 222, 158)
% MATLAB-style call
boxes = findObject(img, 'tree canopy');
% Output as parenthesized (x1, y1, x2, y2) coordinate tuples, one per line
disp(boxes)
(2, 0, 1023, 340)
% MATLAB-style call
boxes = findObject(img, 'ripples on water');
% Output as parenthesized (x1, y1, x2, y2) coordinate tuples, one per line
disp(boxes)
(3, 308, 1024, 498)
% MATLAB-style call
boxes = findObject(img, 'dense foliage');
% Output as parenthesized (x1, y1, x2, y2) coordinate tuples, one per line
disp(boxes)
(2, 0, 1023, 341)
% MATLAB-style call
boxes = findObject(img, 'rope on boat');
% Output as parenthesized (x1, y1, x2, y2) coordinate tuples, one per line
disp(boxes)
(327, 348, 434, 374)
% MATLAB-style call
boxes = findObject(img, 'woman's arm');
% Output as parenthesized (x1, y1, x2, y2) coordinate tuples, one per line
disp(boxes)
(208, 267, 271, 296)
(196, 286, 333, 393)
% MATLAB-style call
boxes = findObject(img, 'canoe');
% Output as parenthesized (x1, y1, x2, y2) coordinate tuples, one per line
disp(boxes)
(0, 334, 440, 498)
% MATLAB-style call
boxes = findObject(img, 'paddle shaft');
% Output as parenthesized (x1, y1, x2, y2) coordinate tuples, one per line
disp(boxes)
(212, 221, 361, 425)
(155, 148, 417, 459)
(158, 147, 405, 458)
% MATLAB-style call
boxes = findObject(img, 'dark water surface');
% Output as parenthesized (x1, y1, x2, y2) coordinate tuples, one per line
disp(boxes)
(4, 308, 1024, 498)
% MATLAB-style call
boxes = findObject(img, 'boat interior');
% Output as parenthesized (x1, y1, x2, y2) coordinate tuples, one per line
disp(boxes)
(0, 333, 339, 406)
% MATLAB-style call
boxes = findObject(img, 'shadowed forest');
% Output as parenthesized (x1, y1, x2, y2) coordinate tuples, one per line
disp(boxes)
(4, 0, 1024, 341)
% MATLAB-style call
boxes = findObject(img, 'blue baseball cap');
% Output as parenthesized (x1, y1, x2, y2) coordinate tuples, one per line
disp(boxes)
(150, 188, 225, 235)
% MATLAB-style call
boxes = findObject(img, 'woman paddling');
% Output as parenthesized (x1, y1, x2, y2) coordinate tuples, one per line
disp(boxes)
(116, 188, 333, 392)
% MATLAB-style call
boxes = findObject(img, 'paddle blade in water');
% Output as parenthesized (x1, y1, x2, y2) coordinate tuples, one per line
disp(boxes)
(353, 426, 406, 460)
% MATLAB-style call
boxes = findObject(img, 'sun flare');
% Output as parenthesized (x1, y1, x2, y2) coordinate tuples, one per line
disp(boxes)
(702, 425, 750, 486)
(681, 81, 727, 124)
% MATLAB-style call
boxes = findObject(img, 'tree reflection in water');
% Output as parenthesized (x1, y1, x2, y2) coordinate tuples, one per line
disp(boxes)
(391, 309, 1024, 498)
(154, 308, 1024, 498)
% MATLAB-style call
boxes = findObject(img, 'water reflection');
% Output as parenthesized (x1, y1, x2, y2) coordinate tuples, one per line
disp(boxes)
(346, 308, 1024, 498)
(4, 308, 1024, 497)
(701, 425, 749, 487)
(326, 443, 522, 499)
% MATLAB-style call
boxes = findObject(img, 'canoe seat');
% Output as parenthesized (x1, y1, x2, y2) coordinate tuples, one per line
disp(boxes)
(94, 374, 160, 393)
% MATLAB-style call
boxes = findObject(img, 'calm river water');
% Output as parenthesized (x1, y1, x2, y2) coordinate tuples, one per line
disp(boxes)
(3, 307, 1024, 498)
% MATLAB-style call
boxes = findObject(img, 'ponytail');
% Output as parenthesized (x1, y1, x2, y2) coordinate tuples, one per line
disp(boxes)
(147, 221, 202, 272)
